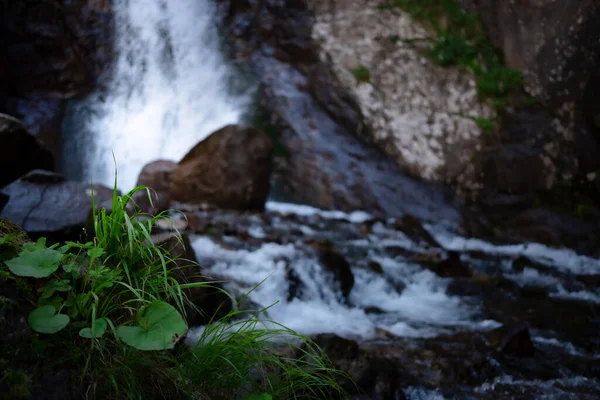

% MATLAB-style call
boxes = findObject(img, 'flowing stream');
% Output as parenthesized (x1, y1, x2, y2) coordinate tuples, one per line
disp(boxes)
(61, 0, 250, 190)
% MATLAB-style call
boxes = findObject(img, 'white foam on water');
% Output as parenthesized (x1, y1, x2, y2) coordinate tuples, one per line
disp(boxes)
(65, 0, 249, 190)
(404, 388, 447, 400)
(189, 236, 494, 341)
(265, 201, 373, 224)
(429, 225, 600, 275)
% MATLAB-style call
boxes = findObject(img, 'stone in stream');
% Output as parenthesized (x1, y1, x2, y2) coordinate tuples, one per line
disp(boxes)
(0, 170, 113, 242)
(169, 125, 273, 211)
(393, 214, 440, 248)
(314, 241, 355, 299)
(0, 114, 54, 188)
(487, 323, 535, 358)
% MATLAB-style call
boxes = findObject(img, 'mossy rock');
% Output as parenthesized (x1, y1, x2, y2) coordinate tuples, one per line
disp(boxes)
(0, 218, 28, 261)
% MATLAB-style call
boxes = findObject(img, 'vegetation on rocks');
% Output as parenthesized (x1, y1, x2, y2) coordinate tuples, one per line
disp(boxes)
(0, 179, 349, 399)
(381, 0, 527, 131)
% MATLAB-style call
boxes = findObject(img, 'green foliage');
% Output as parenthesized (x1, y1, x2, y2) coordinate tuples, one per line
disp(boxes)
(381, 0, 524, 109)
(1, 181, 196, 350)
(1, 178, 351, 399)
(350, 65, 371, 84)
(28, 305, 70, 334)
(4, 238, 63, 278)
(116, 301, 187, 351)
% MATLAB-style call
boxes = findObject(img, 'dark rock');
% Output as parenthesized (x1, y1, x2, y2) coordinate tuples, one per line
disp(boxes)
(313, 334, 360, 361)
(152, 232, 232, 326)
(170, 125, 273, 211)
(463, 0, 600, 200)
(286, 263, 304, 302)
(502, 209, 597, 248)
(486, 323, 535, 358)
(133, 160, 178, 214)
(393, 214, 440, 247)
(0, 0, 112, 98)
(482, 145, 548, 195)
(315, 242, 354, 298)
(368, 261, 383, 274)
(0, 192, 8, 214)
(0, 114, 54, 187)
(0, 0, 112, 155)
(434, 251, 473, 278)
(0, 170, 113, 242)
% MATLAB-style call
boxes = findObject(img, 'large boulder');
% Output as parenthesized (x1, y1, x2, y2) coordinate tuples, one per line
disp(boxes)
(0, 170, 113, 242)
(0, 114, 54, 187)
(308, 0, 493, 196)
(169, 125, 273, 211)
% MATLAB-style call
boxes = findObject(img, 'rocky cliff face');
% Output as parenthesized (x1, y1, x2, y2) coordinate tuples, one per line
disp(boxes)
(217, 0, 463, 226)
(217, 0, 599, 249)
(0, 0, 112, 157)
(308, 0, 494, 196)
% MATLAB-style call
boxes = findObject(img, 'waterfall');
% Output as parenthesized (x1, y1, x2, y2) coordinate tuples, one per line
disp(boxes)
(62, 0, 250, 190)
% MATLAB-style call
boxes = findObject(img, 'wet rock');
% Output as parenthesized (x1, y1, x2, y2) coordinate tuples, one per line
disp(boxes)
(501, 209, 597, 249)
(313, 334, 360, 361)
(434, 251, 473, 278)
(152, 232, 232, 326)
(286, 263, 304, 302)
(393, 214, 440, 248)
(170, 125, 273, 211)
(218, 0, 463, 224)
(315, 242, 354, 298)
(133, 160, 178, 214)
(487, 323, 535, 358)
(0, 114, 54, 187)
(0, 170, 113, 242)
(368, 260, 383, 274)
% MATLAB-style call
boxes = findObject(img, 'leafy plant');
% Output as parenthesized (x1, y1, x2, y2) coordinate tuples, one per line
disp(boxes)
(0, 177, 352, 399)
(1, 182, 196, 351)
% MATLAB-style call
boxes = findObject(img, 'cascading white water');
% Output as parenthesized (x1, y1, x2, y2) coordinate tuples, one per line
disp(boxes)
(63, 0, 250, 190)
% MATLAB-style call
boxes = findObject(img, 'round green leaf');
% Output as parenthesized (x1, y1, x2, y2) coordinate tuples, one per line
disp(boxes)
(79, 318, 108, 339)
(28, 305, 70, 334)
(5, 239, 64, 278)
(116, 301, 187, 351)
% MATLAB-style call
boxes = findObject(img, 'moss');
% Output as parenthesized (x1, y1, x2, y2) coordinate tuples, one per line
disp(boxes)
(0, 367, 32, 400)
(0, 218, 27, 261)
(350, 65, 371, 84)
(380, 0, 524, 112)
